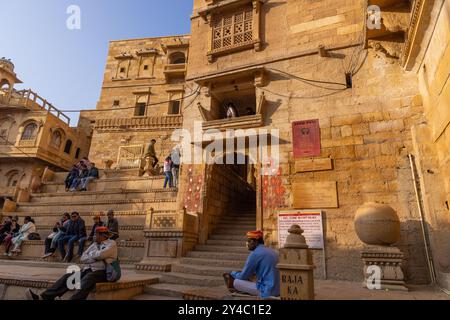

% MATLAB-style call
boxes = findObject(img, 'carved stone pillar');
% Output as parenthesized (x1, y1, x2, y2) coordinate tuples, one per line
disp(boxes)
(277, 225, 315, 300)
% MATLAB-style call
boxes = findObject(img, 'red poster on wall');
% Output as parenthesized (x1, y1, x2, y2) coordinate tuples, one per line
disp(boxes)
(292, 119, 321, 158)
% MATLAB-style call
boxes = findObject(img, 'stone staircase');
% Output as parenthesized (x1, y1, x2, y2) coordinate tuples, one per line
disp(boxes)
(142, 211, 256, 299)
(0, 171, 177, 265)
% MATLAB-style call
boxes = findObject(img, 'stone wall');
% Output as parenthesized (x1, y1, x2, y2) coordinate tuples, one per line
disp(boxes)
(199, 164, 255, 244)
(181, 0, 431, 283)
(410, 0, 450, 289)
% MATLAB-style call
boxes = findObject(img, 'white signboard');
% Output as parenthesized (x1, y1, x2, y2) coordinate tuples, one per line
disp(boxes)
(278, 210, 324, 249)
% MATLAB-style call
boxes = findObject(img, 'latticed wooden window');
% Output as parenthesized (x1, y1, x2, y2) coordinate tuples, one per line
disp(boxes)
(212, 8, 253, 51)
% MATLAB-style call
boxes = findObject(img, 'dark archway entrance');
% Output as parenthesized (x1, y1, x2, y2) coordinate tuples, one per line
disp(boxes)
(199, 153, 257, 244)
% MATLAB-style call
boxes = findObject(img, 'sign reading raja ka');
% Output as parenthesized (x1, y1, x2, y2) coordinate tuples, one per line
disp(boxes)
(278, 210, 324, 249)
(292, 119, 321, 158)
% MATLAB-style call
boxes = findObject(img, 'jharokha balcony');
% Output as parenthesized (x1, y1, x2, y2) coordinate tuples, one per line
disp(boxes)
(163, 63, 187, 81)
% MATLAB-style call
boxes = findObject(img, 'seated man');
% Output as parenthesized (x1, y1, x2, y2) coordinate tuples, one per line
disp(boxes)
(106, 209, 119, 241)
(26, 226, 117, 301)
(77, 214, 104, 257)
(80, 163, 99, 192)
(223, 230, 280, 299)
(58, 212, 87, 262)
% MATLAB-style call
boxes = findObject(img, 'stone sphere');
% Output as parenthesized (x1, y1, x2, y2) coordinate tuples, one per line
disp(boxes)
(354, 202, 400, 246)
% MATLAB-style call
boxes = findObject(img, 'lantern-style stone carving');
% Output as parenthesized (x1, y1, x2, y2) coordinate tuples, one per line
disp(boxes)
(277, 225, 315, 300)
(355, 202, 408, 291)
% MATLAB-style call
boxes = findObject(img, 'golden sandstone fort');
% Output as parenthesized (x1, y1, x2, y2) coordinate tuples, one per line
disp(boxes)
(0, 0, 449, 299)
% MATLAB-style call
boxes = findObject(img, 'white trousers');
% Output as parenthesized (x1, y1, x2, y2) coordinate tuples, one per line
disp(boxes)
(234, 279, 260, 296)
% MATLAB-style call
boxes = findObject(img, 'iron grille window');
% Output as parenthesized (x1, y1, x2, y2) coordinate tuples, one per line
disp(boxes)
(212, 9, 253, 51)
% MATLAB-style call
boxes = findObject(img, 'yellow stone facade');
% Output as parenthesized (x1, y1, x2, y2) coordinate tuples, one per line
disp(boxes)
(1, 0, 449, 292)
(0, 58, 91, 206)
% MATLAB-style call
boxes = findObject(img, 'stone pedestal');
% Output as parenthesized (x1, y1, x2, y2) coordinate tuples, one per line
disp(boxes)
(355, 203, 408, 291)
(1, 199, 16, 218)
(16, 189, 30, 203)
(277, 225, 315, 300)
(362, 246, 408, 291)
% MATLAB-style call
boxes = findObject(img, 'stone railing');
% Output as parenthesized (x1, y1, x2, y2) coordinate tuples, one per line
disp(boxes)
(18, 139, 37, 147)
(0, 186, 15, 196)
(3, 89, 70, 124)
(164, 64, 187, 72)
(117, 145, 144, 169)
(94, 115, 183, 131)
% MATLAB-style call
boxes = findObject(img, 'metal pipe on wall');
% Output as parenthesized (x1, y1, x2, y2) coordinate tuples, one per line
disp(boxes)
(407, 153, 436, 284)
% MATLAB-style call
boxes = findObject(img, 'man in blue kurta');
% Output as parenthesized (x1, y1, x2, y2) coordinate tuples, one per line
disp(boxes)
(224, 230, 280, 298)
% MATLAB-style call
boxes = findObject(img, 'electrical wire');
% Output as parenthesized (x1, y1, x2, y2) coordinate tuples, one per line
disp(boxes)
(266, 67, 348, 90)
(260, 86, 347, 100)
(0, 136, 33, 158)
(60, 85, 201, 113)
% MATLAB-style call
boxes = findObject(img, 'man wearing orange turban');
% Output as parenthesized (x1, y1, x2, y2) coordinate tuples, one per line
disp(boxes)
(26, 226, 118, 300)
(223, 230, 280, 298)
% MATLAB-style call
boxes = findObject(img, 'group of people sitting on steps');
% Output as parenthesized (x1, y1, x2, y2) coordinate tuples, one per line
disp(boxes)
(26, 224, 120, 300)
(42, 209, 119, 262)
(65, 158, 99, 192)
(0, 215, 38, 256)
(0, 210, 122, 300)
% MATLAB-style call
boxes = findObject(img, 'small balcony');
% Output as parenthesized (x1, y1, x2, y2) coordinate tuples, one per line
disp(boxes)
(199, 91, 266, 131)
(163, 63, 187, 81)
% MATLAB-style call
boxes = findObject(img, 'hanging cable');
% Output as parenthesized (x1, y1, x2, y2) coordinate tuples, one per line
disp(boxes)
(0, 136, 34, 158)
(60, 85, 201, 113)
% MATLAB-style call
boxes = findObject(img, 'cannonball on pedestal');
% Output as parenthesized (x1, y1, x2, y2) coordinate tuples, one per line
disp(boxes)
(354, 202, 400, 246)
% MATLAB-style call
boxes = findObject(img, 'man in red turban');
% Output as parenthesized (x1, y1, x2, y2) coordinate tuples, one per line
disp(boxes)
(223, 230, 280, 298)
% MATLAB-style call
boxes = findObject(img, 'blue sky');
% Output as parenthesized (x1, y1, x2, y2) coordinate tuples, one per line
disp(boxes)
(0, 0, 193, 125)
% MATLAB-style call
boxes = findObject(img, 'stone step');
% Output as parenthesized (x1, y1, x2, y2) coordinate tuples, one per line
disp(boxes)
(194, 244, 248, 253)
(144, 283, 197, 298)
(43, 176, 166, 193)
(0, 258, 136, 270)
(172, 263, 233, 277)
(213, 228, 254, 236)
(206, 239, 246, 246)
(29, 189, 177, 204)
(18, 215, 146, 228)
(186, 251, 248, 260)
(0, 240, 144, 263)
(180, 257, 245, 269)
(31, 226, 145, 242)
(208, 234, 248, 241)
(46, 170, 164, 184)
(10, 210, 174, 227)
(15, 198, 177, 213)
(161, 272, 223, 287)
(218, 218, 256, 224)
(132, 294, 181, 300)
(0, 261, 159, 300)
(214, 224, 256, 231)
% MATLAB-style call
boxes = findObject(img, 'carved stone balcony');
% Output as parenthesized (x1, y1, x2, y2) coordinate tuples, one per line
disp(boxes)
(199, 91, 266, 131)
(94, 115, 183, 132)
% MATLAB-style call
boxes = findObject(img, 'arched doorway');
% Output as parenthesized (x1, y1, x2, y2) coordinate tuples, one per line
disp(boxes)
(199, 152, 257, 244)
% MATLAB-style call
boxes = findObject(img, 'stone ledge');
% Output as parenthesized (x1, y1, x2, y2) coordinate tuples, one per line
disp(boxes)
(11, 210, 176, 217)
(0, 275, 159, 300)
(35, 225, 145, 232)
(19, 240, 145, 248)
(135, 263, 172, 272)
(31, 188, 178, 197)
(17, 198, 177, 207)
